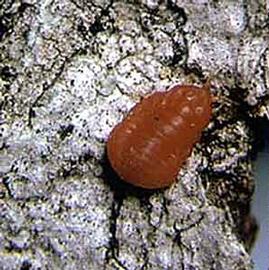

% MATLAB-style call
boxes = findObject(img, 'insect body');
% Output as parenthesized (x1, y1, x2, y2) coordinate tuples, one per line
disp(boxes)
(107, 82, 212, 189)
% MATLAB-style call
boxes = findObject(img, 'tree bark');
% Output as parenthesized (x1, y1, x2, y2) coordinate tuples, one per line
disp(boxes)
(1, 1, 267, 269)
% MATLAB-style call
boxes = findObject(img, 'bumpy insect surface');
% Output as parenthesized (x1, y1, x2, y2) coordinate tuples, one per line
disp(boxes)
(107, 82, 212, 189)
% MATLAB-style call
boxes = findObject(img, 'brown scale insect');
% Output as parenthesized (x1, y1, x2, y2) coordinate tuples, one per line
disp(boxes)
(107, 80, 212, 189)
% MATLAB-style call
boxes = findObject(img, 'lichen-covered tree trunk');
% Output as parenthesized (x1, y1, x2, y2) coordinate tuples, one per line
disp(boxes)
(0, 1, 268, 269)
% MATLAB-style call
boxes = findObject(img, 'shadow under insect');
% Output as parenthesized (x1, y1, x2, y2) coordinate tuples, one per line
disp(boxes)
(102, 149, 161, 199)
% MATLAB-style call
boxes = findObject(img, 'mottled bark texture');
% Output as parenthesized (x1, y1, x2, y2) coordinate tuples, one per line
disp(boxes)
(0, 0, 268, 269)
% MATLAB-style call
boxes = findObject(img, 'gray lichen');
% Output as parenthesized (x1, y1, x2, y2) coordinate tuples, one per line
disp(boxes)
(1, 0, 268, 269)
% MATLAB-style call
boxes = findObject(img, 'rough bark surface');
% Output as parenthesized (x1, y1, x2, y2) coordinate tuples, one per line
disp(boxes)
(0, 0, 268, 269)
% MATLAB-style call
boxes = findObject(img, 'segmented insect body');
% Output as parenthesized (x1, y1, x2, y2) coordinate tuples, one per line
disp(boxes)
(107, 82, 212, 189)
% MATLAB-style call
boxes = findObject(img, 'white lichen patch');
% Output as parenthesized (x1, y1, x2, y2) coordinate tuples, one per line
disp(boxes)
(187, 36, 237, 74)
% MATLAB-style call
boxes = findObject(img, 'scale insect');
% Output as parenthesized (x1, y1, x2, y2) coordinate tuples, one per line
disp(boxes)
(107, 80, 212, 189)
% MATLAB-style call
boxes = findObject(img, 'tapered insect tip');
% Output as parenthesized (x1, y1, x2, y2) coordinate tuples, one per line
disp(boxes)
(203, 77, 211, 91)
